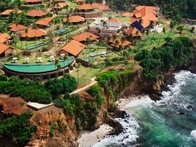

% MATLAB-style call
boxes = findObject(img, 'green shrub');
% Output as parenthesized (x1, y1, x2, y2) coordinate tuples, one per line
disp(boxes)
(0, 112, 37, 146)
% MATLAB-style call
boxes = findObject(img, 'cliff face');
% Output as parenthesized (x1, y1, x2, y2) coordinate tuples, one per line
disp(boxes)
(28, 106, 78, 147)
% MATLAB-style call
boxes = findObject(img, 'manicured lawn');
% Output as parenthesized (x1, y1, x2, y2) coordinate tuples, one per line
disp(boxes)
(135, 30, 176, 50)
(70, 66, 101, 85)
(15, 38, 49, 50)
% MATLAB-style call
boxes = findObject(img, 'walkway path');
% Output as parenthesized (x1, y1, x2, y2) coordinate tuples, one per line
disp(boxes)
(70, 77, 97, 95)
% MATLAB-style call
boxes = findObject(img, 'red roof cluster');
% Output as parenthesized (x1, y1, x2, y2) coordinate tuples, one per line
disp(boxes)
(77, 4, 95, 10)
(35, 17, 53, 26)
(92, 3, 110, 11)
(63, 15, 85, 23)
(0, 9, 22, 16)
(72, 32, 99, 42)
(20, 28, 47, 38)
(9, 24, 27, 32)
(61, 40, 86, 56)
(132, 6, 158, 28)
(26, 10, 47, 17)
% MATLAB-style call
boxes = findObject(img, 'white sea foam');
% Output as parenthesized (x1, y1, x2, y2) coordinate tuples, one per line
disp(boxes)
(123, 96, 154, 109)
(92, 114, 140, 147)
(191, 130, 196, 140)
(157, 71, 195, 106)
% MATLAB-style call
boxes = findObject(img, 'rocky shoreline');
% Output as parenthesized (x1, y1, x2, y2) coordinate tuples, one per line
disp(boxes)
(103, 49, 196, 141)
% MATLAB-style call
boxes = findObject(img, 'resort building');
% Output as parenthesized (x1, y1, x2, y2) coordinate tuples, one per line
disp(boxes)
(92, 3, 110, 11)
(26, 9, 47, 18)
(35, 17, 53, 28)
(72, 32, 99, 43)
(131, 6, 158, 29)
(75, 3, 103, 18)
(3, 57, 76, 79)
(88, 18, 122, 38)
(0, 43, 13, 57)
(19, 28, 47, 39)
(9, 24, 27, 32)
(0, 33, 11, 44)
(63, 15, 86, 25)
(59, 40, 86, 57)
(0, 9, 22, 16)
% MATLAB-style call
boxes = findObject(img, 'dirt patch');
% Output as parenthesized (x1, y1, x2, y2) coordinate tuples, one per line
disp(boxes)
(0, 95, 33, 115)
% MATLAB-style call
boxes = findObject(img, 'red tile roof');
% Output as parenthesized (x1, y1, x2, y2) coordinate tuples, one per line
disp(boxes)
(20, 28, 47, 38)
(63, 15, 85, 23)
(0, 33, 11, 43)
(0, 9, 22, 16)
(0, 43, 9, 55)
(132, 6, 158, 28)
(35, 17, 53, 26)
(92, 3, 110, 11)
(24, 0, 43, 3)
(61, 40, 85, 56)
(26, 10, 47, 17)
(77, 4, 95, 10)
(125, 27, 143, 37)
(9, 24, 27, 32)
(72, 32, 99, 42)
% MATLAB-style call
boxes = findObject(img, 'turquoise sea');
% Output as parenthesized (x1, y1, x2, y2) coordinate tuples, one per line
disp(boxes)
(93, 71, 196, 147)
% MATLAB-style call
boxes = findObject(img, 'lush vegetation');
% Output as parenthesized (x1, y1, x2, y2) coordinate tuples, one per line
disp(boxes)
(0, 113, 37, 146)
(135, 37, 194, 81)
(54, 93, 99, 130)
(0, 75, 77, 104)
(0, 76, 52, 104)
(44, 75, 77, 99)
(97, 69, 135, 100)
(86, 85, 105, 108)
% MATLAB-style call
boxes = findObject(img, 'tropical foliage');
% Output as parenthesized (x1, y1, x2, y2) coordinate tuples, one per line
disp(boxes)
(135, 37, 194, 81)
(0, 113, 37, 146)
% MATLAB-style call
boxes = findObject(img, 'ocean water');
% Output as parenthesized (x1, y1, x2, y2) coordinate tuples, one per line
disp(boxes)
(93, 71, 196, 147)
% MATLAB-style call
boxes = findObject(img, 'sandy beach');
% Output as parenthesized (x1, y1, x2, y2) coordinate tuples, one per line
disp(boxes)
(77, 124, 112, 147)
